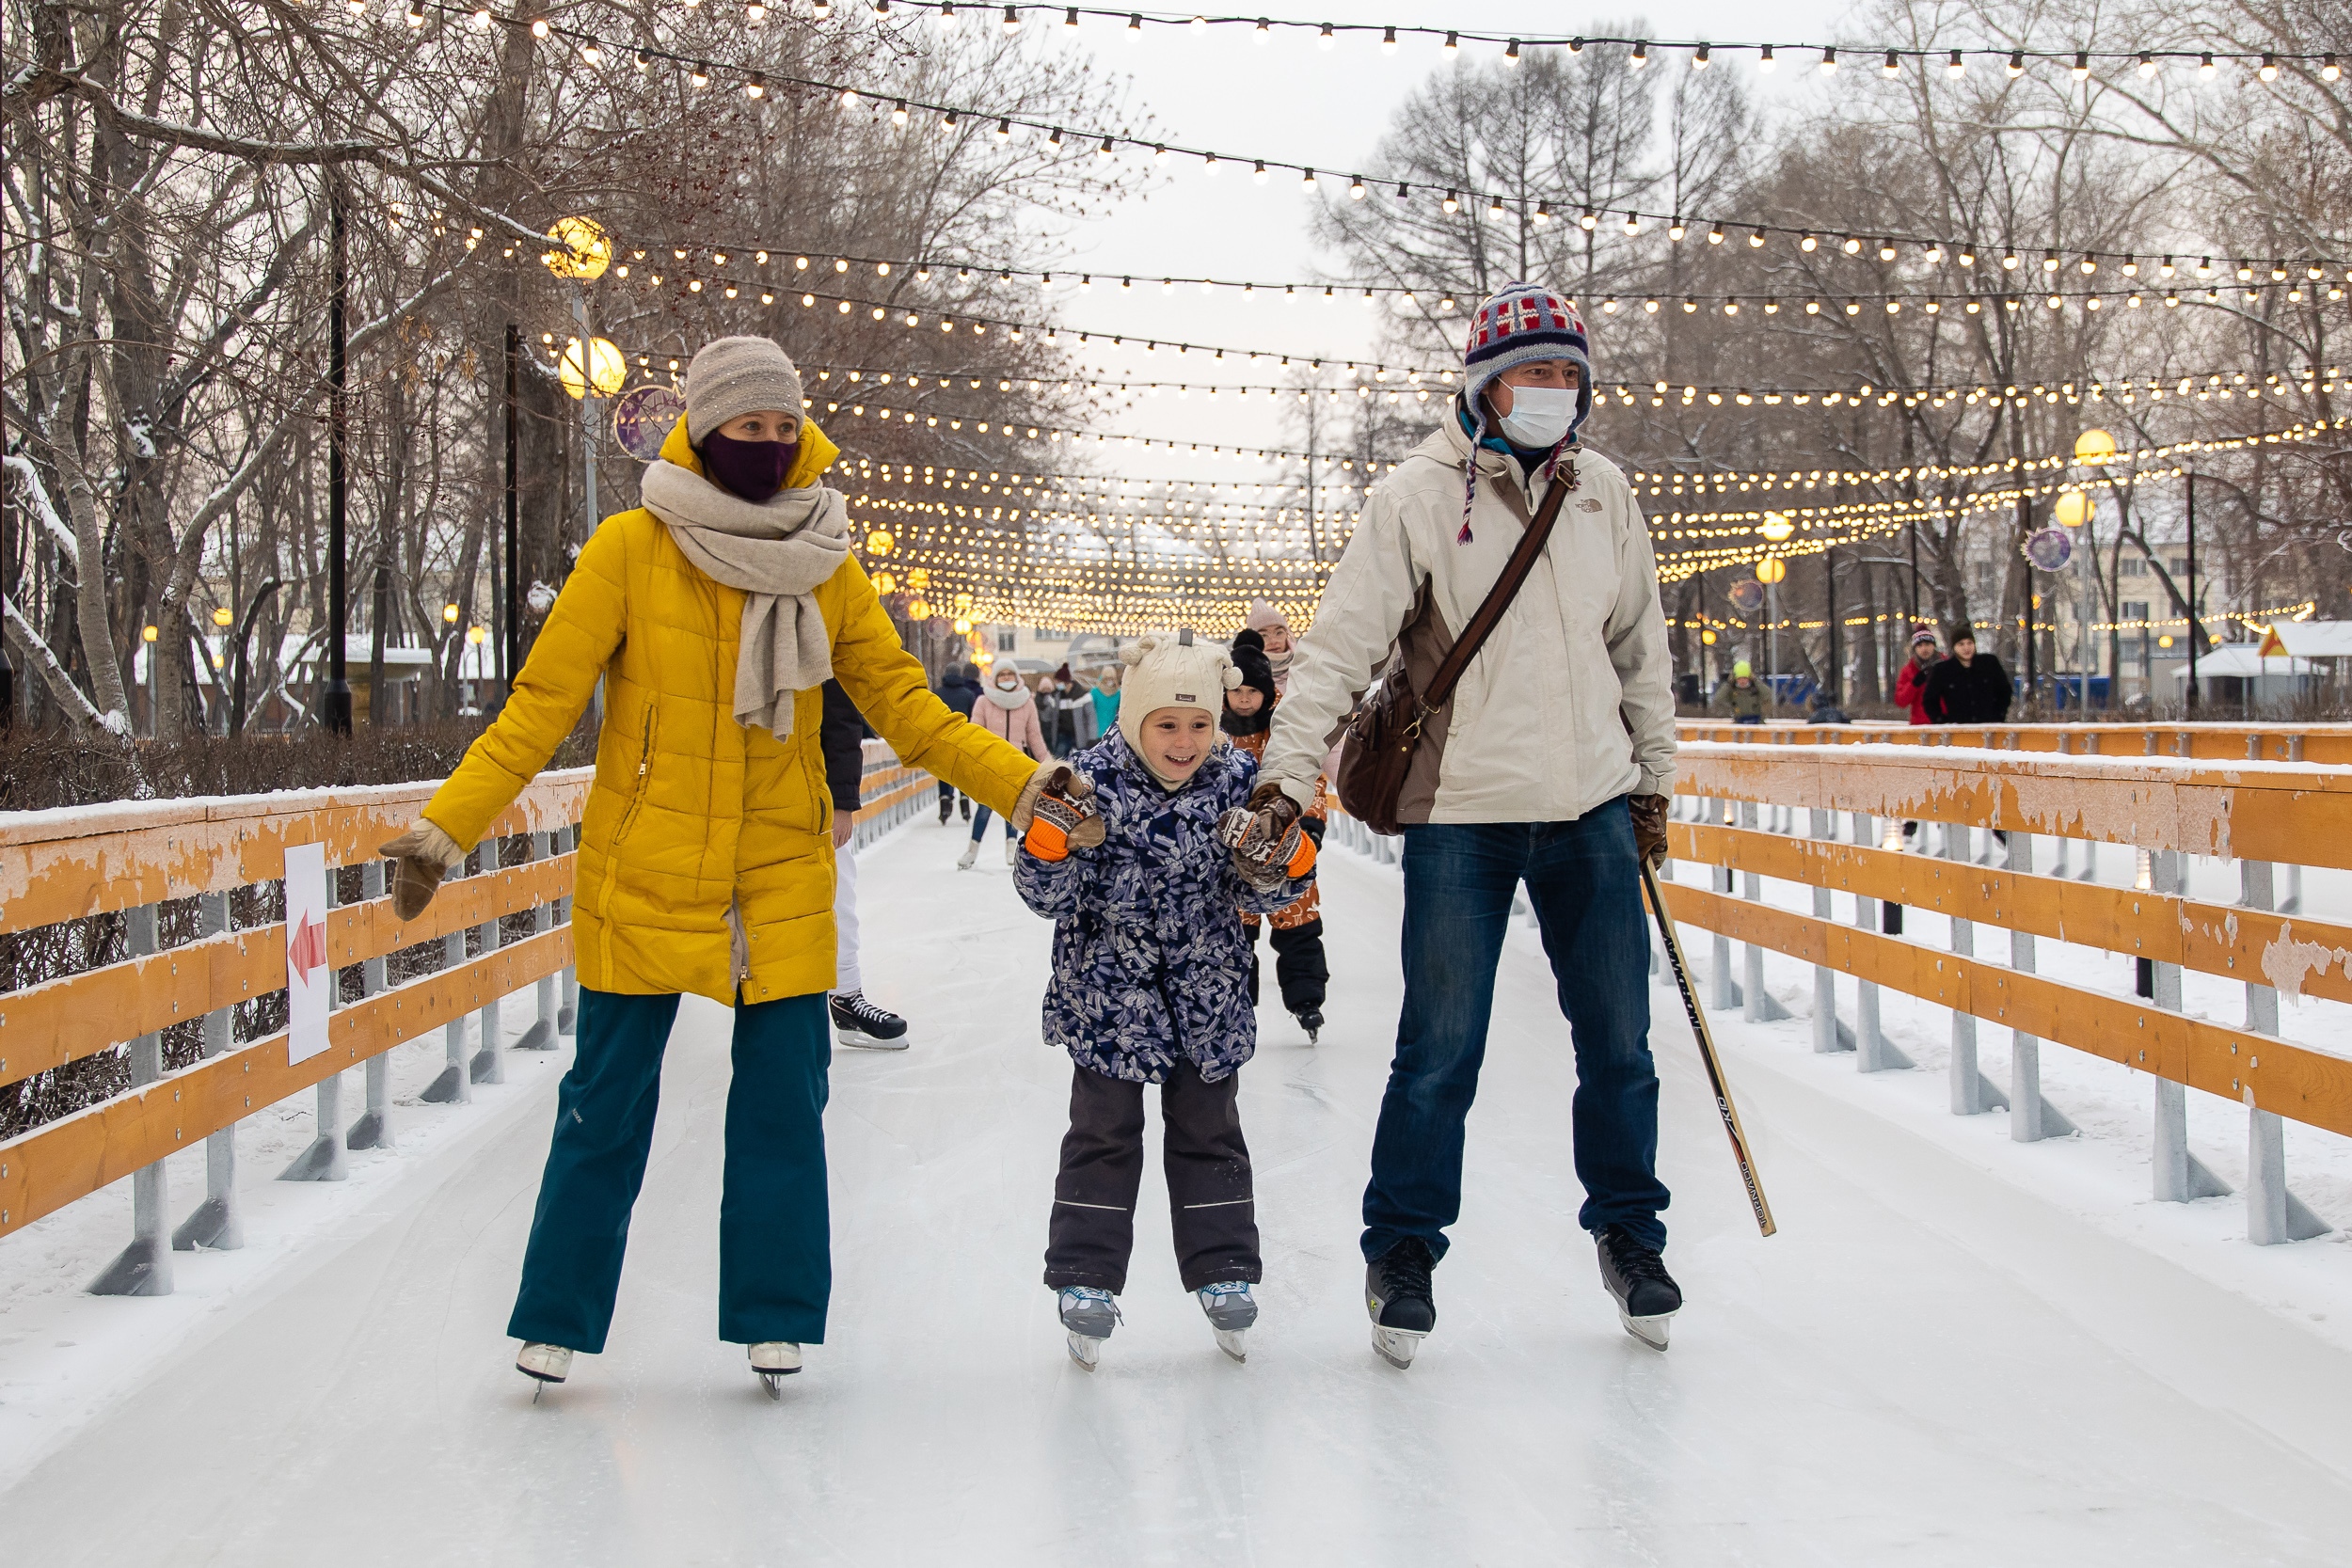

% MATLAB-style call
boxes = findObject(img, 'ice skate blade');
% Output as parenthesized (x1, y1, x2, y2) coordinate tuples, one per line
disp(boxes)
(1066, 1333, 1104, 1370)
(757, 1370, 788, 1400)
(1214, 1327, 1248, 1364)
(1371, 1324, 1425, 1369)
(1618, 1308, 1675, 1351)
(835, 1031, 911, 1051)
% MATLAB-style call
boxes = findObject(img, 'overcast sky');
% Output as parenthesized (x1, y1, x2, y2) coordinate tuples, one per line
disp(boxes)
(992, 4, 1855, 479)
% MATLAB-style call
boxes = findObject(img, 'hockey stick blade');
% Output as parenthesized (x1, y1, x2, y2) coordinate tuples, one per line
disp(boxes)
(1640, 859, 1777, 1237)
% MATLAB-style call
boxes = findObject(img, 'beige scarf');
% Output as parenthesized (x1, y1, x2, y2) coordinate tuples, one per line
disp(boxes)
(641, 460, 852, 739)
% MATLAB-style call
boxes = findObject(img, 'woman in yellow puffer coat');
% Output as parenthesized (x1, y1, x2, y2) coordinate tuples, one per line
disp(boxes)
(377, 336, 1090, 1397)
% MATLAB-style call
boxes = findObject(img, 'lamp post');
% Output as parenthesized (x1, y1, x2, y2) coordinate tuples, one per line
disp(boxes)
(322, 179, 352, 735)
(2071, 430, 2117, 717)
(503, 323, 518, 696)
(542, 217, 617, 542)
(1758, 513, 1794, 711)
(140, 623, 159, 736)
(2184, 470, 2200, 714)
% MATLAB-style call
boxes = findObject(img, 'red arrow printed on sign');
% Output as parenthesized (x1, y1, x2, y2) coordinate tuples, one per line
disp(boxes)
(287, 911, 327, 981)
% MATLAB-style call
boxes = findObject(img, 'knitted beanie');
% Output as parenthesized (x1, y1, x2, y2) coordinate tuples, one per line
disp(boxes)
(1228, 629, 1278, 706)
(684, 336, 806, 442)
(1242, 598, 1291, 637)
(1116, 629, 1242, 755)
(1456, 282, 1592, 541)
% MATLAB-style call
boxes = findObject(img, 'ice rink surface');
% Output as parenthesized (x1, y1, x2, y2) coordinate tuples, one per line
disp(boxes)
(6, 820, 2351, 1566)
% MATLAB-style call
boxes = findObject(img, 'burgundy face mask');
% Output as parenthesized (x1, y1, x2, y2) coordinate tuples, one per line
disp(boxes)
(699, 432, 801, 502)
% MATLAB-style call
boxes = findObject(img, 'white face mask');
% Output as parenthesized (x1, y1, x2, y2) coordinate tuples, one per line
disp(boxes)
(1494, 385, 1577, 449)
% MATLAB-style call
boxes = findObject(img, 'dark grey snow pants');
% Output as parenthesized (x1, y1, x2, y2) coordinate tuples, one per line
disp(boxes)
(1043, 1060, 1260, 1294)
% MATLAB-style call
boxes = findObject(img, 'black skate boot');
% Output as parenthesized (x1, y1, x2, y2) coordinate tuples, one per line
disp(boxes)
(830, 990, 910, 1050)
(1295, 1007, 1324, 1045)
(1365, 1237, 1437, 1369)
(1596, 1224, 1681, 1351)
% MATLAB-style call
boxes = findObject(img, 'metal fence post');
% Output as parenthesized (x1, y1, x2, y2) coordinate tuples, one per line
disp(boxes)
(2148, 849, 2230, 1200)
(557, 823, 579, 1035)
(1849, 812, 1910, 1072)
(421, 924, 470, 1103)
(173, 891, 245, 1250)
(88, 903, 172, 1294)
(279, 866, 350, 1182)
(2239, 859, 2329, 1242)
(1740, 800, 1791, 1022)
(1708, 797, 1740, 1012)
(1947, 818, 2006, 1115)
(470, 835, 505, 1084)
(346, 861, 395, 1149)
(2005, 833, 2074, 1141)
(1808, 808, 1848, 1053)
(517, 830, 558, 1051)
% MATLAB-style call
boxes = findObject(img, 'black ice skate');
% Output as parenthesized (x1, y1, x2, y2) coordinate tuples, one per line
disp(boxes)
(1596, 1224, 1682, 1351)
(830, 990, 910, 1050)
(1365, 1237, 1437, 1369)
(1196, 1281, 1257, 1363)
(1058, 1286, 1120, 1370)
(1295, 1007, 1324, 1045)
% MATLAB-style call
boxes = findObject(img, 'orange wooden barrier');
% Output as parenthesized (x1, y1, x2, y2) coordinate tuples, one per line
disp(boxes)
(1674, 740, 2352, 870)
(1677, 721, 2352, 766)
(1666, 821, 2352, 1008)
(0, 927, 573, 1235)
(1654, 882, 2352, 1138)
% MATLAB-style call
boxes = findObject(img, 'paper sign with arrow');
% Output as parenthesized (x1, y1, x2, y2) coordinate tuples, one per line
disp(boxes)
(284, 842, 332, 1065)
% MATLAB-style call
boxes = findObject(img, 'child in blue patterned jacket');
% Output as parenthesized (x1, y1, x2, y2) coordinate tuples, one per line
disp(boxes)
(1012, 630, 1316, 1370)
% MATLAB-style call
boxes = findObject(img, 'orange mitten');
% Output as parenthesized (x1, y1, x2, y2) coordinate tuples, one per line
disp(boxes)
(1024, 788, 1100, 863)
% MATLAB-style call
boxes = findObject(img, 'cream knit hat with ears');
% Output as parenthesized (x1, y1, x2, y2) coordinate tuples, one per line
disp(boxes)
(1116, 629, 1242, 754)
(684, 335, 806, 442)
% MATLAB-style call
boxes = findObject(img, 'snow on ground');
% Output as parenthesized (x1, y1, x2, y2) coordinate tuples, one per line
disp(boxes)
(0, 991, 576, 1481)
(1, 815, 2349, 1565)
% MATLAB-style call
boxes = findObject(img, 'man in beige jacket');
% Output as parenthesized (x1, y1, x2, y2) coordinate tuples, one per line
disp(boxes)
(1246, 281, 1681, 1366)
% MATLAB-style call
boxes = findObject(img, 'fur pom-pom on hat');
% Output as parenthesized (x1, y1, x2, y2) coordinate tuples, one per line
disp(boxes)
(1116, 628, 1242, 755)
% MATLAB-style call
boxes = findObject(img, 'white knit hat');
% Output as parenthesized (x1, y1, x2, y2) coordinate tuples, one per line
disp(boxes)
(684, 335, 806, 442)
(1116, 629, 1242, 754)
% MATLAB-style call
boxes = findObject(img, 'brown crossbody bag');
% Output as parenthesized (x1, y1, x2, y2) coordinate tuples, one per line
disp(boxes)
(1333, 470, 1570, 834)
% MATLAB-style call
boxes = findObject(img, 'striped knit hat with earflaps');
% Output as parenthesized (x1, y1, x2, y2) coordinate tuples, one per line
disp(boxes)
(1457, 282, 1594, 543)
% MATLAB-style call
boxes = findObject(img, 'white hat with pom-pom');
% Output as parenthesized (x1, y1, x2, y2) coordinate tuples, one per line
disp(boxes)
(1115, 628, 1242, 754)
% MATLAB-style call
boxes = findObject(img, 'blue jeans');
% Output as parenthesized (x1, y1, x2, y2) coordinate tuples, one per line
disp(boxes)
(507, 988, 833, 1352)
(1362, 800, 1669, 1262)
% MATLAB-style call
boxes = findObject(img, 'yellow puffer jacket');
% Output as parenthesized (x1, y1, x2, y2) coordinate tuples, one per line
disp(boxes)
(421, 416, 1037, 1006)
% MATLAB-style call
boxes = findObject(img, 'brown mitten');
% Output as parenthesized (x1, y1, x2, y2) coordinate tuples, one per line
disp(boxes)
(1628, 792, 1669, 869)
(1010, 764, 1106, 851)
(378, 818, 465, 921)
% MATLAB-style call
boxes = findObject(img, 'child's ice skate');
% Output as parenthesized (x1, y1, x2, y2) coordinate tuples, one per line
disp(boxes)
(1196, 1280, 1258, 1363)
(1057, 1286, 1120, 1370)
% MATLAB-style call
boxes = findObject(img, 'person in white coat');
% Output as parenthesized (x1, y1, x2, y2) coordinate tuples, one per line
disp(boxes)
(1236, 280, 1682, 1365)
(962, 664, 1054, 867)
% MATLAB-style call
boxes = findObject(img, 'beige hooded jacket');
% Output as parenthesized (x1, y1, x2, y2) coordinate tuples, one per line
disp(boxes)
(1258, 413, 1677, 824)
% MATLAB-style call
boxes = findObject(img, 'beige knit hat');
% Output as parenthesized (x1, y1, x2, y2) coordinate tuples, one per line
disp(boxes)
(684, 336, 806, 442)
(1116, 629, 1242, 754)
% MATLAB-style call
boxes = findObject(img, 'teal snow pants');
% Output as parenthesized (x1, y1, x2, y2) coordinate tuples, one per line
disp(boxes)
(506, 987, 832, 1352)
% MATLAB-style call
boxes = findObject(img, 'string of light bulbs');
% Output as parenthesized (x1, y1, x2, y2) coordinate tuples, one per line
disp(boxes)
(593, 234, 2352, 310)
(860, 4, 2346, 85)
(405, 1, 2352, 273)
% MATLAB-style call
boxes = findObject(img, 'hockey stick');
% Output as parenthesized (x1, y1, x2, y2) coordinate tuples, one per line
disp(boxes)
(1639, 859, 1777, 1237)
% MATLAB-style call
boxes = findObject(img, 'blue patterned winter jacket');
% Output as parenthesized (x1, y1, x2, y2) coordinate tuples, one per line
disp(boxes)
(1013, 728, 1313, 1084)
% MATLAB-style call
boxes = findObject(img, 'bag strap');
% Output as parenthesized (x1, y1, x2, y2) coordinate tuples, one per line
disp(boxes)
(1421, 463, 1574, 711)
